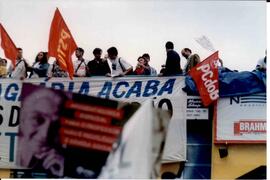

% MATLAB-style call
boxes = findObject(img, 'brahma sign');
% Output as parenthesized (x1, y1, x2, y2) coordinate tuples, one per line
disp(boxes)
(215, 93, 266, 143)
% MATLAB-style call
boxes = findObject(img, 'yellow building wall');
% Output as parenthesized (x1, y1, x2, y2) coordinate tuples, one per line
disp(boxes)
(0, 169, 10, 178)
(211, 144, 266, 178)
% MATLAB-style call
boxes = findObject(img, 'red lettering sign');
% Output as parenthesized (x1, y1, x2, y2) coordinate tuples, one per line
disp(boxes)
(48, 8, 77, 78)
(189, 51, 219, 106)
(234, 120, 266, 135)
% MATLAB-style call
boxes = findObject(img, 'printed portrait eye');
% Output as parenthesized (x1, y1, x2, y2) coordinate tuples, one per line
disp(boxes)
(36, 116, 45, 125)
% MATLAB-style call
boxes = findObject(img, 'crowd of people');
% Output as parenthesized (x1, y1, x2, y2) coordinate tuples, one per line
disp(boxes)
(0, 41, 265, 80)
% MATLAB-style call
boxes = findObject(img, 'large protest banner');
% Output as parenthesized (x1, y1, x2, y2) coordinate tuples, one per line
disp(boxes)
(215, 93, 266, 143)
(0, 76, 187, 168)
(16, 83, 139, 178)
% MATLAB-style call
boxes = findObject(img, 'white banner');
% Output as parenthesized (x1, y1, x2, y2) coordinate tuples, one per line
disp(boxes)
(99, 100, 155, 178)
(0, 76, 187, 168)
(215, 93, 266, 143)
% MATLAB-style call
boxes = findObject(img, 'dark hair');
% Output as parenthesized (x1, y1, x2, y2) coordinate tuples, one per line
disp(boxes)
(1, 58, 7, 63)
(107, 47, 118, 56)
(44, 52, 49, 59)
(137, 56, 145, 62)
(142, 53, 150, 59)
(35, 52, 48, 64)
(17, 47, 22, 51)
(76, 47, 84, 55)
(93, 48, 102, 55)
(165, 41, 174, 49)
(183, 48, 192, 54)
(161, 172, 176, 179)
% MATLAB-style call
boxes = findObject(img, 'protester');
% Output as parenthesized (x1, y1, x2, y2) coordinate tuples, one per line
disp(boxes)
(28, 51, 50, 78)
(106, 47, 133, 77)
(142, 53, 157, 76)
(159, 64, 166, 74)
(0, 57, 7, 78)
(49, 60, 68, 78)
(87, 48, 111, 76)
(17, 87, 68, 177)
(159, 41, 182, 76)
(8, 48, 29, 79)
(73, 47, 88, 77)
(133, 56, 150, 75)
(181, 48, 201, 74)
(256, 50, 266, 72)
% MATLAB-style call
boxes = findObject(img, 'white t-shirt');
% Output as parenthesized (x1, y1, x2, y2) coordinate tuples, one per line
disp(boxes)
(9, 59, 27, 79)
(108, 57, 132, 76)
(149, 66, 157, 76)
(73, 59, 88, 77)
(30, 62, 40, 78)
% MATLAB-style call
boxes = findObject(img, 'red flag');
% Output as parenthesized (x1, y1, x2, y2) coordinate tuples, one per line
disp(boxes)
(0, 23, 18, 67)
(189, 51, 219, 106)
(48, 8, 77, 79)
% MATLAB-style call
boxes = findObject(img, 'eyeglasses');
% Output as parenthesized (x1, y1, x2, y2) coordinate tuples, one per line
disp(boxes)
(112, 64, 116, 70)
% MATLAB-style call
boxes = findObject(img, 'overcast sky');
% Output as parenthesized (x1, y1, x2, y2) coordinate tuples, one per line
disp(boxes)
(0, 0, 266, 72)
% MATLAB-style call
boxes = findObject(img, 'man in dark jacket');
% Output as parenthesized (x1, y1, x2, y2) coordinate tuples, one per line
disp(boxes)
(87, 48, 111, 76)
(160, 41, 182, 76)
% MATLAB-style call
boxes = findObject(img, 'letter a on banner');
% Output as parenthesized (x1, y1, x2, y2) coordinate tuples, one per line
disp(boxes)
(189, 51, 219, 106)
(48, 8, 77, 79)
(0, 23, 18, 67)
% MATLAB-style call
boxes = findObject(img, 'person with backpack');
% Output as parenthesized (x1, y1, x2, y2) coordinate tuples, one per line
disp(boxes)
(8, 47, 29, 80)
(28, 51, 50, 78)
(106, 47, 133, 77)
(73, 47, 89, 77)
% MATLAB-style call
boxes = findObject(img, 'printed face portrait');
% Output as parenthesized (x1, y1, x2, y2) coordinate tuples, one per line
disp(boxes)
(18, 87, 67, 176)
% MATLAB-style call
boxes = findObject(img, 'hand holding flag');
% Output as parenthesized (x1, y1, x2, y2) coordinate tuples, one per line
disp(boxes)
(48, 8, 77, 79)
